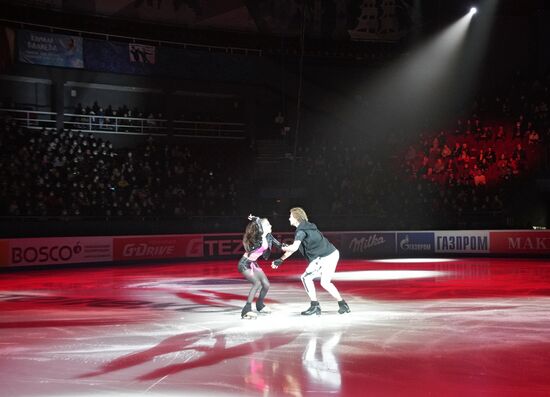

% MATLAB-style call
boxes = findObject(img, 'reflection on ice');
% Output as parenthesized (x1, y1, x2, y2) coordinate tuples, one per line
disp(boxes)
(332, 270, 448, 281)
(303, 332, 342, 390)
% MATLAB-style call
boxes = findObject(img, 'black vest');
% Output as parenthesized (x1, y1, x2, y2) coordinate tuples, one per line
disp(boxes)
(295, 221, 336, 263)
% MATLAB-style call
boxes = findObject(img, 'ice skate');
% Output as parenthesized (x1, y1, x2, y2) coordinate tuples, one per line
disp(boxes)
(301, 301, 321, 316)
(257, 305, 271, 314)
(256, 302, 271, 314)
(241, 302, 257, 319)
(242, 311, 258, 319)
(338, 300, 350, 314)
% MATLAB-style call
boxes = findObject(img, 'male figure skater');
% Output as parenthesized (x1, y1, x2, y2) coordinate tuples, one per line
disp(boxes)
(271, 207, 350, 315)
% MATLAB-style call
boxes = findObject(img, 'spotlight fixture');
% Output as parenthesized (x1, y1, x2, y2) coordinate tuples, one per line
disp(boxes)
(470, 7, 477, 15)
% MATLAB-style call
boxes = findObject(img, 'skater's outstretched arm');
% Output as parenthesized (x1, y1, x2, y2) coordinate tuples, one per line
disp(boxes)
(282, 240, 300, 253)
(271, 239, 301, 269)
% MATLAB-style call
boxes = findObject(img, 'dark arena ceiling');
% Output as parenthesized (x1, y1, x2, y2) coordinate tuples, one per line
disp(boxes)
(0, 0, 547, 46)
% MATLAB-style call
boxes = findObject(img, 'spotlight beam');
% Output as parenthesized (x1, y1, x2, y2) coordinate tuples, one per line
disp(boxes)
(337, 0, 497, 151)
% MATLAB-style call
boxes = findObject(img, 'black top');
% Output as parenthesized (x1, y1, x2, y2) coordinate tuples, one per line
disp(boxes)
(294, 221, 336, 263)
(247, 233, 283, 260)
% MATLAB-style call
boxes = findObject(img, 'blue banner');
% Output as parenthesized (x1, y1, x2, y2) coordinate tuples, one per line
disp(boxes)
(84, 39, 157, 76)
(18, 29, 83, 68)
(84, 37, 262, 82)
(396, 232, 435, 254)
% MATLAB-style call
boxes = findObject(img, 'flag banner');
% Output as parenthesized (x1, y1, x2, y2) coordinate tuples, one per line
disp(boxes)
(129, 43, 156, 64)
(18, 29, 84, 68)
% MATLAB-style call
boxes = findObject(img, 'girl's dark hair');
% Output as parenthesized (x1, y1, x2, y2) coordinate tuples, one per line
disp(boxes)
(242, 218, 264, 253)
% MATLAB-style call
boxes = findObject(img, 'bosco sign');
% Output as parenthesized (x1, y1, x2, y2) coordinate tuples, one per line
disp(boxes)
(7, 237, 112, 267)
(13, 244, 77, 263)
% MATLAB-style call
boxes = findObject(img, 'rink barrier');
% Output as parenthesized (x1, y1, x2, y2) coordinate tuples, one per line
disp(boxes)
(1, 230, 549, 267)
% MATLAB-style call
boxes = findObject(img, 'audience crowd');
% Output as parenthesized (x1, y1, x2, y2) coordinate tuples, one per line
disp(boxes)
(70, 100, 243, 134)
(71, 101, 165, 133)
(292, 70, 550, 229)
(0, 118, 249, 218)
(1, 70, 549, 230)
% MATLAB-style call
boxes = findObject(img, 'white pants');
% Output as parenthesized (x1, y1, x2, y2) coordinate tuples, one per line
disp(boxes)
(300, 249, 342, 301)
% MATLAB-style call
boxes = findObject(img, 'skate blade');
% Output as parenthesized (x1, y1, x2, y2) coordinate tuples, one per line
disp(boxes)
(242, 312, 258, 319)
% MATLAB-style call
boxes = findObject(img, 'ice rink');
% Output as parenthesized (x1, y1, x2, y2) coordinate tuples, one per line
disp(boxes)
(1, 257, 550, 396)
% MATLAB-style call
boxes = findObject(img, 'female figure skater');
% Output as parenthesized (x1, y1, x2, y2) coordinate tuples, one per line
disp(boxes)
(239, 214, 283, 319)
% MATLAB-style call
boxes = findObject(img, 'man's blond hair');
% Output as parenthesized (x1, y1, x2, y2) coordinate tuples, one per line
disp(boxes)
(290, 207, 308, 223)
